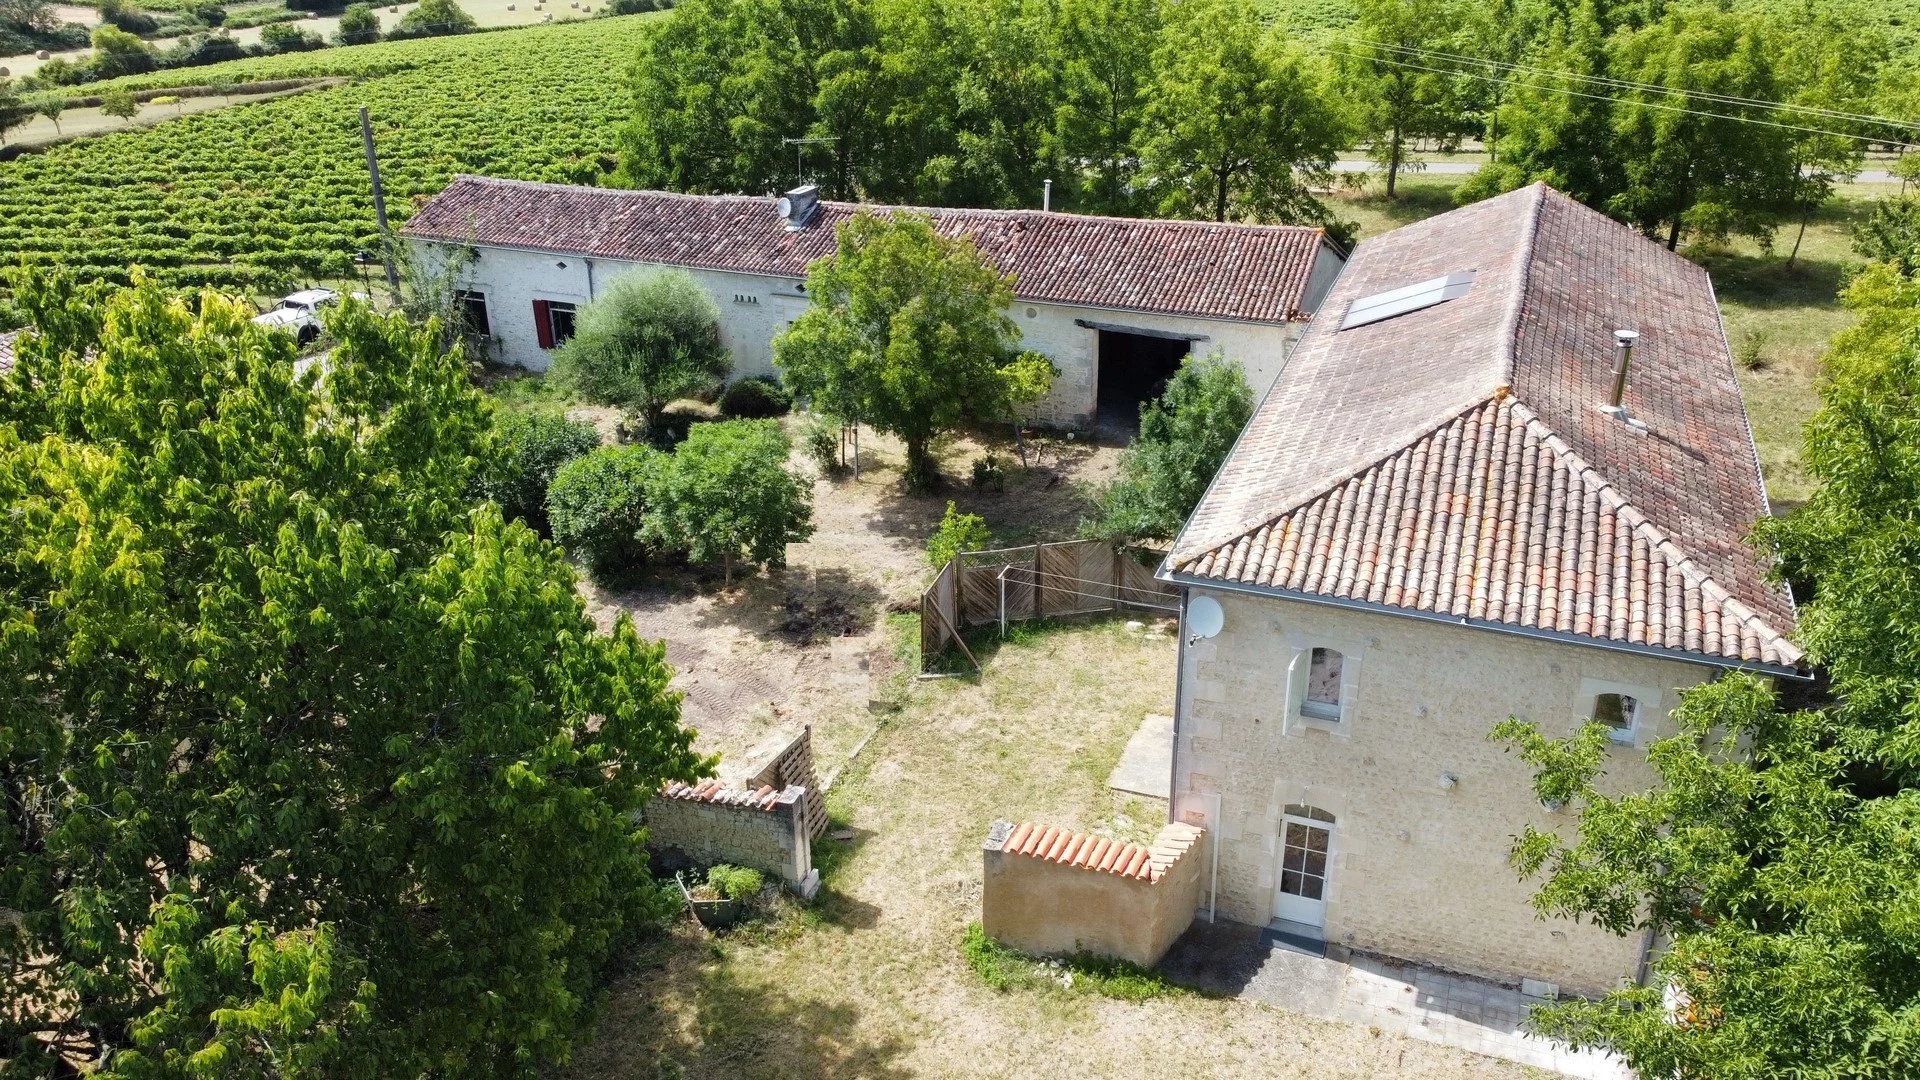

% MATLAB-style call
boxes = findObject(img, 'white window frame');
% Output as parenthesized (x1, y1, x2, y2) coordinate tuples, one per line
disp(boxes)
(1577, 676, 1661, 747)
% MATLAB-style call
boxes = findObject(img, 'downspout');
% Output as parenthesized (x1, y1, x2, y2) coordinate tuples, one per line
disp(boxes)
(1168, 587, 1189, 826)
(585, 258, 596, 300)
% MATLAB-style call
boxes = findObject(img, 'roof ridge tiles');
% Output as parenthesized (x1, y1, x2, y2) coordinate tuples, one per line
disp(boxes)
(1495, 183, 1550, 385)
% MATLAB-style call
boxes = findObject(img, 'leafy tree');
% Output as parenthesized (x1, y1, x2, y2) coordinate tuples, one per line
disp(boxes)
(1490, 263, 1920, 1078)
(1775, 2, 1881, 267)
(1135, 0, 1348, 230)
(476, 409, 603, 534)
(88, 24, 153, 78)
(392, 0, 475, 38)
(1055, 0, 1160, 213)
(547, 443, 667, 584)
(550, 268, 731, 439)
(1084, 351, 1252, 543)
(0, 270, 704, 1076)
(336, 0, 380, 44)
(1853, 196, 1920, 277)
(1338, 0, 1464, 197)
(0, 0, 58, 32)
(1461, 0, 1625, 209)
(645, 419, 814, 586)
(34, 93, 65, 136)
(1606, 5, 1798, 250)
(98, 85, 139, 126)
(772, 210, 1051, 492)
(0, 76, 29, 145)
(259, 21, 323, 52)
(926, 500, 991, 567)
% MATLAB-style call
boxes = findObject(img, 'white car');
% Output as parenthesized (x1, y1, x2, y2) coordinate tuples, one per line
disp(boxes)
(253, 288, 340, 345)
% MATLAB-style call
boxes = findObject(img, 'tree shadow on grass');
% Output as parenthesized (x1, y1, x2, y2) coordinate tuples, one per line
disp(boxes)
(570, 928, 912, 1080)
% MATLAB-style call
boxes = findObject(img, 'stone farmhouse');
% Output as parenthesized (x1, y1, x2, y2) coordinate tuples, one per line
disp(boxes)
(1156, 183, 1805, 998)
(401, 176, 1347, 428)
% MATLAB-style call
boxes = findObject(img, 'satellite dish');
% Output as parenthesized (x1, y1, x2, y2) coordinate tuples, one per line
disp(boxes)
(775, 196, 794, 219)
(1187, 595, 1225, 639)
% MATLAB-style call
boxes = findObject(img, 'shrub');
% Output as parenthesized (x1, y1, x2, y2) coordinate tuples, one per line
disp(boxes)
(705, 864, 762, 903)
(800, 412, 840, 474)
(960, 924, 1184, 1000)
(257, 21, 321, 52)
(646, 419, 813, 586)
(1735, 328, 1768, 371)
(717, 374, 791, 419)
(88, 25, 155, 77)
(1084, 351, 1252, 544)
(335, 2, 380, 44)
(477, 410, 600, 532)
(546, 444, 665, 585)
(551, 268, 730, 433)
(391, 0, 476, 39)
(608, 0, 659, 11)
(970, 453, 1008, 493)
(194, 4, 227, 26)
(926, 501, 990, 568)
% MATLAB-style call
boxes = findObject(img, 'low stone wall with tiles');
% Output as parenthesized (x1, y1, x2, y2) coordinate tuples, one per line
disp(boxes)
(735, 725, 827, 840)
(644, 780, 816, 896)
(981, 820, 1207, 968)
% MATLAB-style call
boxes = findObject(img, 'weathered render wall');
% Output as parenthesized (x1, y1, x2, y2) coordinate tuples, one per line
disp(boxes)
(1171, 587, 1720, 997)
(981, 820, 1207, 967)
(644, 781, 814, 889)
(420, 240, 1320, 427)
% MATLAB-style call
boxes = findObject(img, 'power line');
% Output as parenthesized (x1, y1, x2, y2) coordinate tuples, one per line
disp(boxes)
(1314, 42, 1910, 148)
(1350, 38, 1910, 133)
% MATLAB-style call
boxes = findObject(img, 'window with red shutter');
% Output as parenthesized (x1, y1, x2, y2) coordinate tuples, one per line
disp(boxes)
(533, 299, 554, 349)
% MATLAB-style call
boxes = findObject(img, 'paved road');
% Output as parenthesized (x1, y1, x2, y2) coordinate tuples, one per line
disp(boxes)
(1333, 159, 1901, 183)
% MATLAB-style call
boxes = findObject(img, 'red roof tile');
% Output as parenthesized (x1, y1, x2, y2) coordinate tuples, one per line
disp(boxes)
(1171, 184, 1798, 671)
(996, 821, 1203, 883)
(400, 176, 1338, 324)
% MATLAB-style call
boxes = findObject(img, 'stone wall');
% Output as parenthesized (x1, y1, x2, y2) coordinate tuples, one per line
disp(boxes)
(1171, 587, 1723, 997)
(981, 820, 1207, 968)
(644, 780, 815, 896)
(738, 725, 827, 840)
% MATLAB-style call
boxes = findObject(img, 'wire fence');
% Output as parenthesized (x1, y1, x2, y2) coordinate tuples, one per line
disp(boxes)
(919, 539, 1178, 672)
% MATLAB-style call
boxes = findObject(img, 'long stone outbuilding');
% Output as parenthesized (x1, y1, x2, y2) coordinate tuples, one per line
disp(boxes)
(400, 177, 1347, 428)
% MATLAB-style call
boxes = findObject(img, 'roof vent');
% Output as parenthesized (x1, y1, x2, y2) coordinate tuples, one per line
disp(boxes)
(1339, 270, 1476, 330)
(775, 185, 820, 231)
(1600, 329, 1649, 432)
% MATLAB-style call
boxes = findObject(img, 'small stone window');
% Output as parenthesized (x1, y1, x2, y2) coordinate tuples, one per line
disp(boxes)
(1593, 692, 1638, 743)
(1301, 647, 1345, 722)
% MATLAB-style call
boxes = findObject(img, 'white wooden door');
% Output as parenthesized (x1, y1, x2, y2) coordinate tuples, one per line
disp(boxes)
(1273, 809, 1334, 927)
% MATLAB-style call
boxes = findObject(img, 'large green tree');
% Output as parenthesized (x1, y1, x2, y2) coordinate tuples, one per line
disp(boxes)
(1054, 0, 1161, 213)
(550, 268, 731, 439)
(1338, 0, 1466, 197)
(1461, 0, 1626, 209)
(772, 211, 1052, 492)
(646, 419, 814, 587)
(1491, 263, 1920, 1077)
(0, 271, 704, 1076)
(1135, 0, 1348, 229)
(1607, 4, 1799, 249)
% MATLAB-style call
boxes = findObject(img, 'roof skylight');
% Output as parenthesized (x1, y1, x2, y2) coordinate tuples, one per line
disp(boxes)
(1339, 270, 1476, 330)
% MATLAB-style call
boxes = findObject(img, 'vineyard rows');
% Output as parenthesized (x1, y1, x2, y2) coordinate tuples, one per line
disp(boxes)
(0, 19, 644, 307)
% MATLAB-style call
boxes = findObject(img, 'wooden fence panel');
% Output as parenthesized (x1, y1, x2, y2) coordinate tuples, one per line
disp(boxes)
(918, 540, 1175, 670)
(921, 561, 957, 661)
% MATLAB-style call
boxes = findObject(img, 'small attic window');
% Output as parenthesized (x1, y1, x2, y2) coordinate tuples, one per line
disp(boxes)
(1340, 270, 1476, 330)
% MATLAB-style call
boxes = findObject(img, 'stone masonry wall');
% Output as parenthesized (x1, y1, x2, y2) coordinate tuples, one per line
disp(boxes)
(982, 820, 1207, 968)
(644, 780, 813, 889)
(1172, 587, 1723, 997)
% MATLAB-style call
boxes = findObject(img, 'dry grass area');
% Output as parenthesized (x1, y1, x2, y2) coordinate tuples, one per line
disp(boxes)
(566, 615, 1532, 1079)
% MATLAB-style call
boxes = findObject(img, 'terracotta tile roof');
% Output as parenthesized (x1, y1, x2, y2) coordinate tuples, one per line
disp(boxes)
(995, 821, 1203, 883)
(401, 175, 1338, 324)
(660, 778, 802, 811)
(1171, 184, 1799, 671)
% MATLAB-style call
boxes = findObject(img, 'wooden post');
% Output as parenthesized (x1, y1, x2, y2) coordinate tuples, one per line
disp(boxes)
(358, 106, 400, 291)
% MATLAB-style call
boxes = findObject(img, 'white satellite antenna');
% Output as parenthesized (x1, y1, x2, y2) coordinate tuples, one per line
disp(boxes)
(1187, 595, 1224, 644)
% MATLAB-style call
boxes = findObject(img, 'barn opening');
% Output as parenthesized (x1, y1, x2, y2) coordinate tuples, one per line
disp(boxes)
(1094, 327, 1193, 434)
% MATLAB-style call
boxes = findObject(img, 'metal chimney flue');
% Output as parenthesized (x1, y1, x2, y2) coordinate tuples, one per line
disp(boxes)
(1608, 329, 1640, 409)
(1043, 179, 1053, 212)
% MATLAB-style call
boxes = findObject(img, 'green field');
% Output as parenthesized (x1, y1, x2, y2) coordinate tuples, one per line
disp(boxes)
(0, 18, 648, 307)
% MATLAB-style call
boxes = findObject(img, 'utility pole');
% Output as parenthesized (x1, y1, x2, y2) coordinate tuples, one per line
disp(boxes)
(781, 135, 839, 187)
(359, 105, 400, 291)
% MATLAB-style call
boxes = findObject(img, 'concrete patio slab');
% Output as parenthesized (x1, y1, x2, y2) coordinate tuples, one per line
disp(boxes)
(1106, 713, 1173, 798)
(1159, 920, 1631, 1080)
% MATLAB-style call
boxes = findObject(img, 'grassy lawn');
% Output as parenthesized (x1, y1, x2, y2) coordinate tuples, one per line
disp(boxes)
(1326, 174, 1884, 509)
(567, 617, 1531, 1079)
